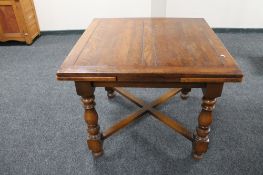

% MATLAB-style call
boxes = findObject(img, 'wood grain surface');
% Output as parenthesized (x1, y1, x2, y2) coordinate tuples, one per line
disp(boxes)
(57, 18, 243, 82)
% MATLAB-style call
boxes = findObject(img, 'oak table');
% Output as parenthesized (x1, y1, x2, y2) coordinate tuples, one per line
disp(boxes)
(57, 18, 243, 159)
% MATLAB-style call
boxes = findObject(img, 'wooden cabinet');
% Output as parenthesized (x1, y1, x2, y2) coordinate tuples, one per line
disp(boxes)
(0, 0, 40, 44)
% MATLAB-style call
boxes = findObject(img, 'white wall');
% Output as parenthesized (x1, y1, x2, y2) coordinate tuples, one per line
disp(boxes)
(34, 0, 263, 30)
(166, 0, 263, 28)
(151, 0, 166, 17)
(34, 0, 151, 31)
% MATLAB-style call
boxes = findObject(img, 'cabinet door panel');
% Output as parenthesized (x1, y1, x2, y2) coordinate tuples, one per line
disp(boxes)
(0, 0, 40, 44)
(0, 5, 20, 33)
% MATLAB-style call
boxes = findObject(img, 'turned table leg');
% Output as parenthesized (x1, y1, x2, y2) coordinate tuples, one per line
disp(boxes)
(75, 82, 103, 157)
(105, 87, 115, 99)
(192, 83, 223, 159)
(180, 88, 191, 100)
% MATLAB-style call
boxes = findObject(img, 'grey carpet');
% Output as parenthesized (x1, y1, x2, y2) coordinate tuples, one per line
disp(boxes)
(0, 32, 263, 175)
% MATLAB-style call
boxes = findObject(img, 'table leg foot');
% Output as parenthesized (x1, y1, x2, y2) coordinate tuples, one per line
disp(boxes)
(92, 150, 104, 158)
(192, 152, 203, 160)
(86, 131, 104, 156)
(180, 88, 191, 100)
(105, 87, 116, 99)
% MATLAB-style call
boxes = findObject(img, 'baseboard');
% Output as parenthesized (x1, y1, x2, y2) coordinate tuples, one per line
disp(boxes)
(213, 28, 263, 33)
(41, 30, 84, 35)
(40, 28, 263, 35)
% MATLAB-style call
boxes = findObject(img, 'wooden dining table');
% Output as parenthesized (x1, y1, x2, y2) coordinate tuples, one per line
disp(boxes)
(56, 18, 243, 159)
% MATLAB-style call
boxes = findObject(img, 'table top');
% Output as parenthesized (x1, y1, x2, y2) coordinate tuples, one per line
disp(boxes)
(57, 18, 243, 83)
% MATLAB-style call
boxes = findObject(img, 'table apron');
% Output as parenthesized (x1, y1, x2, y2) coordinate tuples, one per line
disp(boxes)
(92, 82, 207, 88)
